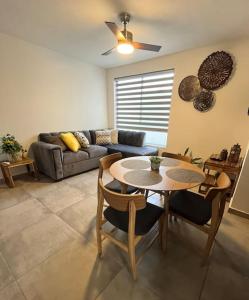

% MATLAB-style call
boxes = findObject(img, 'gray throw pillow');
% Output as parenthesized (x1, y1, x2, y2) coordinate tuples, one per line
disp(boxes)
(43, 136, 67, 151)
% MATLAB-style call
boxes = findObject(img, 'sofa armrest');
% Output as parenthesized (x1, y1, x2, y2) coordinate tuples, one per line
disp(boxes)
(30, 142, 63, 180)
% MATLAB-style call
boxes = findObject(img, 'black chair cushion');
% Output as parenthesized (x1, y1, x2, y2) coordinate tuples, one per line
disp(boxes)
(169, 190, 212, 225)
(105, 179, 138, 194)
(104, 202, 164, 235)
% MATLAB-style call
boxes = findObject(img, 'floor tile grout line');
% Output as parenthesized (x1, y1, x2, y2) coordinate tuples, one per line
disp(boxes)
(0, 280, 27, 300)
(0, 211, 54, 252)
(32, 180, 96, 216)
(0, 252, 16, 292)
(0, 189, 32, 212)
(15, 235, 83, 282)
(0, 250, 29, 300)
(15, 279, 28, 300)
(55, 197, 87, 216)
(94, 265, 126, 300)
(0, 198, 83, 254)
(0, 214, 82, 281)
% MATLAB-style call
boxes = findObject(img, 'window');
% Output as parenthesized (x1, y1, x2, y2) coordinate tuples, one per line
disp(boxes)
(114, 69, 175, 146)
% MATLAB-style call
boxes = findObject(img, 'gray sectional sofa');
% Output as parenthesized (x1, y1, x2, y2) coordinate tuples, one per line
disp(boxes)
(30, 129, 158, 180)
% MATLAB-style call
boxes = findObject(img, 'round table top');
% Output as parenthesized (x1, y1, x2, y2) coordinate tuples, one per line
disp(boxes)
(109, 156, 205, 191)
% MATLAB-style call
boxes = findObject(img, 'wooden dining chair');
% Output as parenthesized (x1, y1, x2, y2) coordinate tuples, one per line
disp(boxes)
(161, 151, 191, 163)
(96, 178, 166, 280)
(168, 172, 231, 263)
(98, 153, 138, 194)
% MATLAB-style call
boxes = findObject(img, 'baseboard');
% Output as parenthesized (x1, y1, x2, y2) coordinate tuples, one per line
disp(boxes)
(228, 207, 249, 220)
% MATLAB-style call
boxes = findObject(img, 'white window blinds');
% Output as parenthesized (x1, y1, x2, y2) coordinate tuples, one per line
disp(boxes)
(115, 69, 175, 132)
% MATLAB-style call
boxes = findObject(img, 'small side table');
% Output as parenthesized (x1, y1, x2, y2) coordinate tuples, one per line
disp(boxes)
(199, 157, 243, 198)
(0, 158, 39, 188)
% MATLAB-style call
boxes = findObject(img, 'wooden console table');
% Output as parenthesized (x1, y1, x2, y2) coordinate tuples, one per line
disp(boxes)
(199, 157, 243, 198)
(0, 158, 39, 188)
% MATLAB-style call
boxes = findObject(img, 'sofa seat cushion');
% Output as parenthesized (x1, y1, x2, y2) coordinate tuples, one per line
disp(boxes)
(169, 190, 212, 225)
(105, 144, 158, 157)
(63, 150, 89, 165)
(104, 202, 164, 235)
(81, 145, 107, 158)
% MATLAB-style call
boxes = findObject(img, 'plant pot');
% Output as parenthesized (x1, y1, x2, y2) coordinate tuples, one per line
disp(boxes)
(7, 152, 21, 163)
(151, 162, 160, 171)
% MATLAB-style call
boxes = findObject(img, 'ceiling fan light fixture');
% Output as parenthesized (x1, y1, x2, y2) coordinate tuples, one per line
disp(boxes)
(117, 41, 134, 55)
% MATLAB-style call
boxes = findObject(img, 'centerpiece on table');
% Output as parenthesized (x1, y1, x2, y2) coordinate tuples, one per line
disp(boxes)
(0, 134, 23, 162)
(149, 156, 163, 171)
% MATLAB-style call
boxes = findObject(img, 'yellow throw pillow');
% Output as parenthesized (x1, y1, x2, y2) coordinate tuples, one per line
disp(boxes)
(60, 132, 80, 152)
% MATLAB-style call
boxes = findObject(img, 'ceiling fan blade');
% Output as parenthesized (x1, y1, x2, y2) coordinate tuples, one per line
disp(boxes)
(133, 42, 162, 52)
(101, 47, 115, 56)
(105, 22, 126, 41)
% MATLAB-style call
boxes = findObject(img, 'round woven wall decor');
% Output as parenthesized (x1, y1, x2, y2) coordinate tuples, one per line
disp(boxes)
(193, 90, 215, 112)
(198, 51, 233, 90)
(178, 75, 202, 101)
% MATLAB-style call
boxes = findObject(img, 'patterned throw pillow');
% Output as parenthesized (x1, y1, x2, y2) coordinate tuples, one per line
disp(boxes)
(74, 131, 89, 148)
(111, 129, 118, 144)
(95, 130, 112, 145)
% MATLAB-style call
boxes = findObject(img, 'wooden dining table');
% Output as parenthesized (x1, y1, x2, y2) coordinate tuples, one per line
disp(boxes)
(109, 155, 205, 248)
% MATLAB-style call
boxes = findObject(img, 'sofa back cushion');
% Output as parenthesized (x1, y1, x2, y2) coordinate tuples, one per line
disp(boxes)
(118, 130, 145, 147)
(42, 135, 67, 151)
(39, 130, 92, 144)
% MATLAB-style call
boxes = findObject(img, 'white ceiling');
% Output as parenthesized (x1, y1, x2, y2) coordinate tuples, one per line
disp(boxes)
(0, 0, 249, 68)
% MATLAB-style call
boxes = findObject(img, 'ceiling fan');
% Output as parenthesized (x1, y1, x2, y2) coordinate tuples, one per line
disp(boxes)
(102, 12, 162, 56)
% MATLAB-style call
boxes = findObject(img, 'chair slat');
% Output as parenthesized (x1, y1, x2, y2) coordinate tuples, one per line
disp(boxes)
(98, 179, 146, 211)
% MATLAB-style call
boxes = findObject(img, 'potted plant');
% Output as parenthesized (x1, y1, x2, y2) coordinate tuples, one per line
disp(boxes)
(183, 147, 203, 168)
(150, 156, 163, 171)
(0, 134, 22, 162)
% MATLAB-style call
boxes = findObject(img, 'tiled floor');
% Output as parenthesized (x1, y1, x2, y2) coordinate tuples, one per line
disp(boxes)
(0, 170, 248, 300)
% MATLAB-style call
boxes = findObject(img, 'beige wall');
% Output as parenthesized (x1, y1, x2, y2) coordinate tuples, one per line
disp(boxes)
(107, 37, 249, 159)
(0, 33, 108, 150)
(230, 142, 249, 215)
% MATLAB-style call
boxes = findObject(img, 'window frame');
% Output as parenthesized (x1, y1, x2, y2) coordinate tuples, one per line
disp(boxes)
(114, 69, 174, 137)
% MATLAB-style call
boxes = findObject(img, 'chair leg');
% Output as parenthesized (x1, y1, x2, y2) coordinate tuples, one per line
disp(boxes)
(96, 226, 102, 257)
(163, 192, 170, 251)
(159, 215, 166, 252)
(202, 230, 216, 265)
(128, 234, 137, 280)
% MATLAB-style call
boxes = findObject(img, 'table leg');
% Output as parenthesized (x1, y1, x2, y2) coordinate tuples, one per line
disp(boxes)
(32, 162, 40, 180)
(2, 166, 15, 188)
(26, 164, 31, 174)
(162, 191, 170, 252)
(1, 165, 9, 187)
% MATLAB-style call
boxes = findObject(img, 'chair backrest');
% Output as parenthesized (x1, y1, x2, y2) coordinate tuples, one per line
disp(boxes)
(204, 172, 231, 226)
(161, 151, 191, 163)
(98, 152, 122, 179)
(205, 172, 231, 202)
(98, 178, 146, 212)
